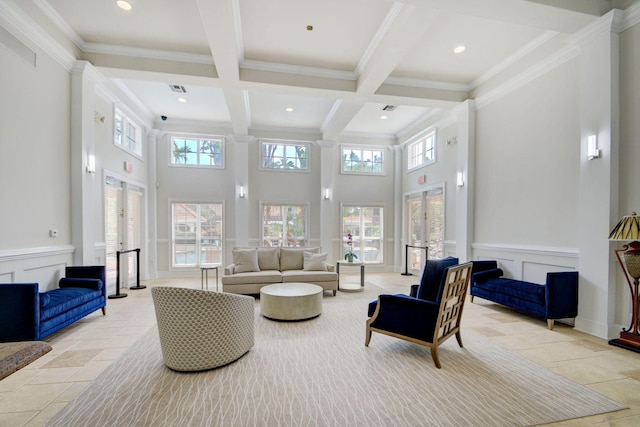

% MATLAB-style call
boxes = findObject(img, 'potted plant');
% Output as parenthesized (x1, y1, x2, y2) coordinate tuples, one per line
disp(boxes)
(344, 233, 358, 263)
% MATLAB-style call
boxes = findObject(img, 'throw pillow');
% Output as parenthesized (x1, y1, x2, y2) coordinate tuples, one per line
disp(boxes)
(280, 247, 319, 271)
(303, 252, 328, 271)
(233, 249, 260, 273)
(257, 248, 280, 271)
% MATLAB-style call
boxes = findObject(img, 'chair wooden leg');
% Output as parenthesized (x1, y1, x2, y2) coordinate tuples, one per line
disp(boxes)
(455, 331, 463, 348)
(547, 319, 554, 330)
(365, 327, 372, 346)
(430, 346, 442, 369)
(470, 295, 474, 303)
(102, 307, 106, 315)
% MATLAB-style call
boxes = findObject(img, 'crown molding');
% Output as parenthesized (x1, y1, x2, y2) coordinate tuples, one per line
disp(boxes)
(383, 76, 470, 92)
(621, 1, 640, 31)
(33, 0, 83, 47)
(0, 0, 75, 71)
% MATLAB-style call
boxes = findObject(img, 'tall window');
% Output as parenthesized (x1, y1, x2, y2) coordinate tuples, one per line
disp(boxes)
(342, 205, 384, 263)
(342, 147, 384, 174)
(408, 129, 436, 170)
(172, 203, 223, 267)
(262, 204, 308, 247)
(115, 109, 142, 157)
(261, 140, 309, 170)
(171, 136, 224, 167)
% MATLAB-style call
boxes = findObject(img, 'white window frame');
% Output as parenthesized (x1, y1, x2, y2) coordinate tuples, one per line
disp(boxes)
(259, 139, 310, 172)
(170, 135, 225, 168)
(170, 201, 224, 268)
(260, 202, 310, 247)
(407, 129, 436, 171)
(341, 204, 384, 264)
(341, 146, 385, 175)
(114, 108, 143, 158)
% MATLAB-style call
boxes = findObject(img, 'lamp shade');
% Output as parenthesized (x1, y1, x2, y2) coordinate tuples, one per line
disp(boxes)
(609, 212, 640, 241)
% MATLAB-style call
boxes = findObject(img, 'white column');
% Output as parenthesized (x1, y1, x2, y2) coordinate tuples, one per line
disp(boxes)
(318, 140, 338, 259)
(392, 145, 404, 272)
(454, 100, 476, 263)
(231, 135, 254, 247)
(70, 61, 103, 265)
(575, 11, 623, 339)
(146, 129, 163, 279)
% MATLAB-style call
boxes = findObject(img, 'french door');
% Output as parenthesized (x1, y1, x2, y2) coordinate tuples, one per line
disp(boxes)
(105, 176, 144, 289)
(406, 185, 444, 275)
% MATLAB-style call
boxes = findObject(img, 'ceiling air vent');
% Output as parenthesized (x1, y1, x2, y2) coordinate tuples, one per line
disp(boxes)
(382, 105, 397, 111)
(169, 84, 187, 93)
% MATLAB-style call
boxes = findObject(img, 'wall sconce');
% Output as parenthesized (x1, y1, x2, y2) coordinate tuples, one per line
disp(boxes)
(456, 172, 465, 187)
(324, 188, 330, 200)
(239, 185, 245, 198)
(587, 135, 600, 159)
(86, 154, 96, 174)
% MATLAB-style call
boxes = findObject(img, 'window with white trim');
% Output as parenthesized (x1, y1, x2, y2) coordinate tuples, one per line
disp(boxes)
(342, 205, 384, 263)
(408, 130, 436, 170)
(261, 203, 308, 247)
(115, 109, 143, 157)
(261, 140, 309, 170)
(171, 202, 223, 267)
(342, 147, 384, 174)
(171, 136, 224, 167)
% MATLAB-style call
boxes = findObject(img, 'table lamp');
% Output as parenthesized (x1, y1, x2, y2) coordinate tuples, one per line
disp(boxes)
(609, 212, 640, 352)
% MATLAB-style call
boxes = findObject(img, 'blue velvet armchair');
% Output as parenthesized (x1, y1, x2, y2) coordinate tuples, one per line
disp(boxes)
(366, 258, 473, 368)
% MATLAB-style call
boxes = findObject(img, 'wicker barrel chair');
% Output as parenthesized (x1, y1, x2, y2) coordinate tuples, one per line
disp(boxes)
(151, 287, 255, 372)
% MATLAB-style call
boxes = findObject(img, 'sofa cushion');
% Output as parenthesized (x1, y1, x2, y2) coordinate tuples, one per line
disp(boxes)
(280, 247, 319, 271)
(282, 270, 337, 282)
(416, 257, 459, 302)
(221, 270, 282, 285)
(233, 249, 260, 273)
(59, 278, 103, 291)
(40, 288, 103, 321)
(303, 252, 328, 271)
(474, 278, 545, 305)
(257, 248, 280, 271)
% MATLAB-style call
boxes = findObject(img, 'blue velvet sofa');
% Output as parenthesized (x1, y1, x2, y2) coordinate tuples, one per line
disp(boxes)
(0, 266, 107, 342)
(470, 261, 578, 329)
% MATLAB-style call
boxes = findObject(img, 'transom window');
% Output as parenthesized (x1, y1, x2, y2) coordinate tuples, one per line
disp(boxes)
(342, 205, 384, 263)
(342, 147, 384, 175)
(408, 129, 436, 170)
(115, 109, 142, 158)
(171, 203, 223, 267)
(171, 136, 224, 167)
(261, 140, 309, 171)
(261, 203, 308, 247)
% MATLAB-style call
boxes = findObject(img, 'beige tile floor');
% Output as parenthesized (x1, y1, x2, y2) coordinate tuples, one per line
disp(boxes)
(1, 272, 640, 426)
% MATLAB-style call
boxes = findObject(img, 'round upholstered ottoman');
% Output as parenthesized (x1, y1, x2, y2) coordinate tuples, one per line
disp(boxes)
(260, 283, 323, 321)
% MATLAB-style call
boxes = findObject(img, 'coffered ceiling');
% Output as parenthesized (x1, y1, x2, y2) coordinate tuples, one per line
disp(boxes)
(33, 0, 628, 142)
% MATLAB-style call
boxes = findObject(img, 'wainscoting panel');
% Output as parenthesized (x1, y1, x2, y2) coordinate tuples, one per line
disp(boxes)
(472, 243, 579, 282)
(0, 246, 75, 291)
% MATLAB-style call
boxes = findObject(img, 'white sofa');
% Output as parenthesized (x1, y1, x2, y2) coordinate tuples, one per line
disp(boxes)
(222, 247, 338, 295)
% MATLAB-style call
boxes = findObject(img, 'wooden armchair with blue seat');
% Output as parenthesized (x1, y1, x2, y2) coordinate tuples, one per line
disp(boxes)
(365, 257, 473, 368)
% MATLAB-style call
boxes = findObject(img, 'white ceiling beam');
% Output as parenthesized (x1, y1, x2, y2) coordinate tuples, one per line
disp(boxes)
(196, 0, 249, 134)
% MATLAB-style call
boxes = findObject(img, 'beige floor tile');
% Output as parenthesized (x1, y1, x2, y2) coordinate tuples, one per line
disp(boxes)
(0, 383, 71, 412)
(0, 410, 39, 427)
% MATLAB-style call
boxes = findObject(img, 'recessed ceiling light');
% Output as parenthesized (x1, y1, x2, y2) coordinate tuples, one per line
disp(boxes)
(380, 115, 388, 120)
(178, 97, 187, 103)
(454, 45, 466, 54)
(285, 107, 294, 112)
(116, 1, 132, 11)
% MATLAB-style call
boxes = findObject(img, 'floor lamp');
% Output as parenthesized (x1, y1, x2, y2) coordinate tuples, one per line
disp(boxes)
(609, 212, 640, 352)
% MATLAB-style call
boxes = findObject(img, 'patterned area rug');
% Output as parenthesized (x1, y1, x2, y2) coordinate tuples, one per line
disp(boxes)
(0, 341, 52, 381)
(47, 285, 625, 426)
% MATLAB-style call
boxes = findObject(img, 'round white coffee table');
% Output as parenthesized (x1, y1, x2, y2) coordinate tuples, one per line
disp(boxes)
(260, 283, 323, 321)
